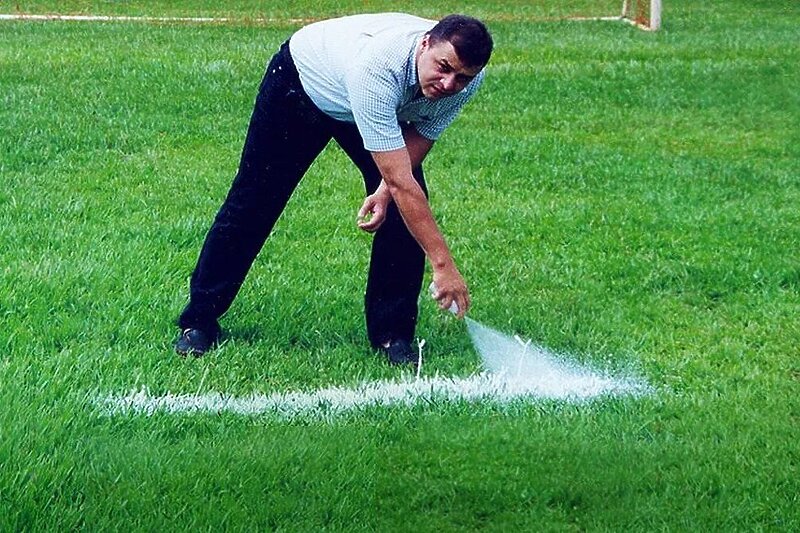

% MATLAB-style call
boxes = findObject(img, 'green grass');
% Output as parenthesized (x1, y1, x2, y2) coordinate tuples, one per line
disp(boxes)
(1, 0, 799, 530)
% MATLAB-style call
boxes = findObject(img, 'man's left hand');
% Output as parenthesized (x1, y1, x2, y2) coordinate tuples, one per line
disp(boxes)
(357, 191, 391, 233)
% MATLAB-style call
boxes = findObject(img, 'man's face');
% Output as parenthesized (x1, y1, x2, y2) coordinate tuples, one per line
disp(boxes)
(416, 36, 483, 101)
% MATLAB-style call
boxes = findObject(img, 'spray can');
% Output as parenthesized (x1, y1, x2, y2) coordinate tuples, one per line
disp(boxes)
(429, 282, 459, 315)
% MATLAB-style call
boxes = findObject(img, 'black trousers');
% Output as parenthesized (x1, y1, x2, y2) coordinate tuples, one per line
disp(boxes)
(178, 41, 427, 347)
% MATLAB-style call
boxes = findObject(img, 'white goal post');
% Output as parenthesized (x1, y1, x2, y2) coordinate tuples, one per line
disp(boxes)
(621, 0, 662, 30)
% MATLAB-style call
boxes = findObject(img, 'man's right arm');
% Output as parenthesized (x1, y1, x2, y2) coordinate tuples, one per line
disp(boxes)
(370, 148, 470, 317)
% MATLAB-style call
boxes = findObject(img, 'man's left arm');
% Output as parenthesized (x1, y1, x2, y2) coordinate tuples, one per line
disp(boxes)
(403, 126, 435, 168)
(357, 126, 433, 233)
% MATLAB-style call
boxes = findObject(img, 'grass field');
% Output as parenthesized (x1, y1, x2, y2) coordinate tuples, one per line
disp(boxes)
(1, 0, 799, 530)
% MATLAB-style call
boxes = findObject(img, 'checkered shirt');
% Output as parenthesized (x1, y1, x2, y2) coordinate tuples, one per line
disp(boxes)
(289, 13, 485, 152)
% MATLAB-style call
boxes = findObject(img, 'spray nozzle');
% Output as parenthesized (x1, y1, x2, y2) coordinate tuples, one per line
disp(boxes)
(429, 282, 459, 315)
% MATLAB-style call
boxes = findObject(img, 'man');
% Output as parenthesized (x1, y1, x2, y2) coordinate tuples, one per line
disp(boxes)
(175, 13, 493, 365)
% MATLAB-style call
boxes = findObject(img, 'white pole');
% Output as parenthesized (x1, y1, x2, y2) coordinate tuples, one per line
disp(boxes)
(650, 0, 662, 30)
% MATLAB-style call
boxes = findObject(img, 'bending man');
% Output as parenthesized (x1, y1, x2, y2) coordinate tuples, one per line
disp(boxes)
(175, 13, 493, 365)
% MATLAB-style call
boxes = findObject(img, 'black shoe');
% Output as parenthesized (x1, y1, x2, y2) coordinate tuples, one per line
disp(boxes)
(175, 328, 215, 357)
(381, 339, 419, 366)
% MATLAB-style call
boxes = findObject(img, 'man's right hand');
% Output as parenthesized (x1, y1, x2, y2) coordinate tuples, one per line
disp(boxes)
(431, 264, 470, 318)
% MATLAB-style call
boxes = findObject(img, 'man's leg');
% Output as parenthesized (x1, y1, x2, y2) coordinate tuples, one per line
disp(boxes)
(178, 42, 332, 344)
(331, 123, 428, 348)
(364, 170, 427, 347)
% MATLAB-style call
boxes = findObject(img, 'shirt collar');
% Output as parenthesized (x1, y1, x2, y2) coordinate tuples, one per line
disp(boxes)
(406, 34, 423, 89)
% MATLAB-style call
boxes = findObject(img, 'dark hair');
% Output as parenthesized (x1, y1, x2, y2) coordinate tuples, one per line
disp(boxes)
(427, 14, 493, 68)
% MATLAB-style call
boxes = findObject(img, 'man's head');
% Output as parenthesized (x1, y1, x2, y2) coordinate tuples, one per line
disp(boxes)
(428, 15, 493, 69)
(417, 15, 493, 101)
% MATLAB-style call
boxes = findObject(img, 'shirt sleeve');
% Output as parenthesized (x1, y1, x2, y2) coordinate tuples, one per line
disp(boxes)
(345, 58, 406, 153)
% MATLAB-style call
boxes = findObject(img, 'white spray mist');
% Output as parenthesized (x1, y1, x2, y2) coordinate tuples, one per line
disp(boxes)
(428, 284, 647, 398)
(464, 317, 649, 398)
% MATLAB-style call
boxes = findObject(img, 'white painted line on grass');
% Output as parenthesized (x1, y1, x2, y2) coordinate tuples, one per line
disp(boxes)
(100, 320, 652, 420)
(99, 369, 650, 420)
(0, 13, 314, 24)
